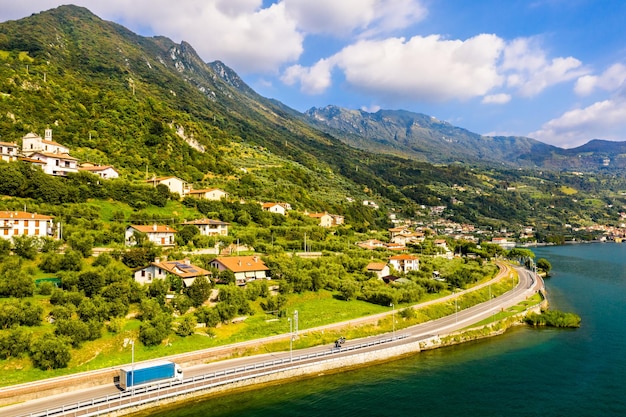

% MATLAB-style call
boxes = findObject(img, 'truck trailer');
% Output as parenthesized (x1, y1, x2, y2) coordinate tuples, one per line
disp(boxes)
(118, 360, 183, 390)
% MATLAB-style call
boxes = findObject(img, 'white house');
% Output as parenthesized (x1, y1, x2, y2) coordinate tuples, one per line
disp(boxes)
(491, 237, 516, 250)
(0, 211, 54, 240)
(29, 151, 78, 176)
(21, 130, 70, 156)
(261, 203, 287, 215)
(125, 224, 177, 247)
(133, 258, 210, 287)
(307, 212, 333, 227)
(187, 188, 227, 201)
(146, 176, 190, 198)
(209, 255, 270, 286)
(366, 262, 391, 280)
(78, 164, 119, 179)
(0, 141, 19, 162)
(388, 254, 420, 273)
(181, 218, 229, 236)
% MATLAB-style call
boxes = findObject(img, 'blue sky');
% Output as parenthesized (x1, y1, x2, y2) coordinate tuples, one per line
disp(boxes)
(3, 1, 626, 148)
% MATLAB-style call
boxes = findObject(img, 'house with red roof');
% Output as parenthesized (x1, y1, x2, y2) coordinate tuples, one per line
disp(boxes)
(181, 218, 229, 236)
(209, 255, 270, 286)
(125, 224, 177, 247)
(388, 254, 420, 273)
(133, 258, 209, 287)
(0, 211, 54, 240)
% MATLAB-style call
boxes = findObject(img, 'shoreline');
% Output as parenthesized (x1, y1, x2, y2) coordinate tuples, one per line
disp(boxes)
(111, 306, 543, 417)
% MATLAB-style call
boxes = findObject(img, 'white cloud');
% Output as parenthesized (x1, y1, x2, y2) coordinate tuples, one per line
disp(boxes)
(283, 0, 426, 37)
(285, 34, 505, 101)
(282, 59, 333, 94)
(501, 37, 586, 97)
(575, 63, 626, 96)
(482, 93, 511, 104)
(529, 98, 626, 147)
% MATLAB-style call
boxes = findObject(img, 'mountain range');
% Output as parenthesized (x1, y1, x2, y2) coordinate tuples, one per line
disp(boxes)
(0, 5, 624, 230)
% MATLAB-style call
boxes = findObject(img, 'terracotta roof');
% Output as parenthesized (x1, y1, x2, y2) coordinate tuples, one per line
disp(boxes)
(147, 176, 183, 182)
(129, 225, 177, 233)
(0, 211, 52, 220)
(307, 212, 330, 218)
(366, 262, 388, 271)
(389, 254, 419, 260)
(182, 218, 229, 226)
(153, 259, 209, 278)
(19, 157, 46, 164)
(188, 188, 223, 194)
(212, 256, 269, 273)
(42, 139, 67, 148)
(79, 165, 117, 172)
(0, 141, 18, 147)
(31, 152, 77, 161)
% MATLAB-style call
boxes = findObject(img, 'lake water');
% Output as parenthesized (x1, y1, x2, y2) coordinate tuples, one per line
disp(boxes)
(138, 243, 626, 417)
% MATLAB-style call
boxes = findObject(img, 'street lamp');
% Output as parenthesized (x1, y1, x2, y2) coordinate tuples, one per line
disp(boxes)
(288, 317, 293, 362)
(130, 339, 135, 395)
(455, 294, 458, 324)
(390, 303, 395, 339)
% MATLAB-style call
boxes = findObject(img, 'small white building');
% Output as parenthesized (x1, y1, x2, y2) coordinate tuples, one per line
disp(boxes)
(133, 258, 210, 287)
(261, 203, 288, 215)
(146, 176, 190, 198)
(187, 188, 227, 201)
(78, 164, 119, 179)
(0, 141, 19, 162)
(29, 151, 78, 176)
(181, 219, 229, 236)
(388, 254, 420, 273)
(0, 211, 54, 240)
(366, 262, 391, 280)
(209, 255, 270, 286)
(125, 224, 177, 247)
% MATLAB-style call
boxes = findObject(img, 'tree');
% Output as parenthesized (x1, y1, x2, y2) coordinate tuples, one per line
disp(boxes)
(537, 258, 552, 275)
(77, 270, 105, 297)
(185, 276, 213, 307)
(339, 278, 359, 301)
(30, 335, 72, 370)
(139, 312, 172, 346)
(175, 314, 197, 337)
(11, 235, 39, 260)
(0, 327, 31, 359)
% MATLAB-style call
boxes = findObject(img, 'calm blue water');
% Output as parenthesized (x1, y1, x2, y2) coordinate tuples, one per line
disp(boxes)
(141, 243, 626, 417)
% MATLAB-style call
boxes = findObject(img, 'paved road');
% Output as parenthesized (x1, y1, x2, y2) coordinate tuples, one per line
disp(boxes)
(1, 264, 542, 417)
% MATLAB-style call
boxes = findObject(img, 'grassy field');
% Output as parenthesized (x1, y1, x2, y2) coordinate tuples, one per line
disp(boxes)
(0, 265, 516, 387)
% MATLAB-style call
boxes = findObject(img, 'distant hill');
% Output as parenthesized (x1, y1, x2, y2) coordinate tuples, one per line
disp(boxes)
(303, 105, 626, 171)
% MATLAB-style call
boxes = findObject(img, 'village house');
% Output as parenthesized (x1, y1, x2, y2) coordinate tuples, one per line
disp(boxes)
(0, 141, 19, 162)
(307, 212, 333, 227)
(181, 218, 229, 236)
(388, 254, 420, 273)
(186, 188, 228, 201)
(356, 239, 387, 250)
(21, 129, 70, 156)
(261, 202, 289, 215)
(125, 224, 177, 247)
(0, 211, 54, 240)
(491, 237, 516, 250)
(366, 262, 391, 280)
(78, 164, 119, 179)
(209, 255, 270, 286)
(133, 258, 210, 287)
(28, 151, 78, 177)
(146, 176, 190, 198)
